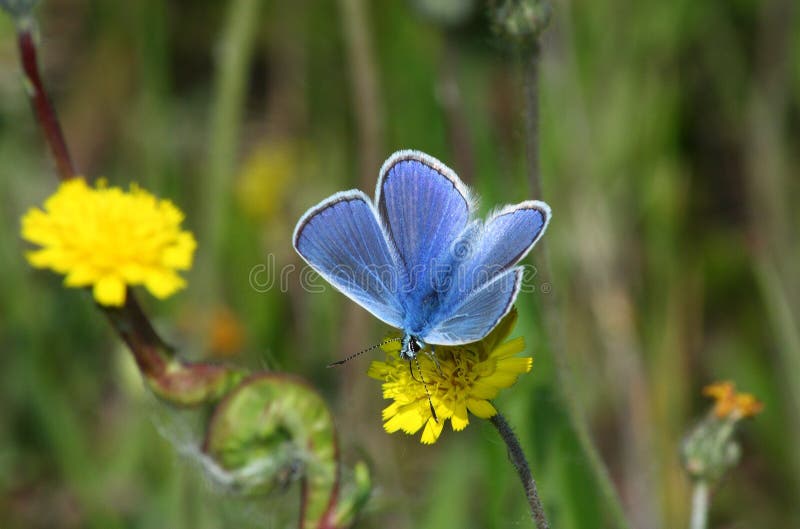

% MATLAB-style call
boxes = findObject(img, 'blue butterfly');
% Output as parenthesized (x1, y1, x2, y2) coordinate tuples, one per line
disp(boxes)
(293, 150, 550, 362)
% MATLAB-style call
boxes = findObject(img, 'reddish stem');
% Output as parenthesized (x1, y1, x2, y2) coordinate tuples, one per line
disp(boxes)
(18, 27, 75, 181)
(103, 291, 244, 407)
(103, 291, 171, 378)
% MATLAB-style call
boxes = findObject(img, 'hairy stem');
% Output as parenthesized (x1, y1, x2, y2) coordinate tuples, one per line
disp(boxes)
(522, 39, 632, 529)
(490, 413, 550, 529)
(689, 481, 709, 529)
(523, 42, 542, 199)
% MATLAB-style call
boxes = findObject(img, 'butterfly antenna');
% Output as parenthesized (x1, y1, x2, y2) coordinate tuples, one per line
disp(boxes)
(327, 338, 401, 367)
(414, 356, 439, 423)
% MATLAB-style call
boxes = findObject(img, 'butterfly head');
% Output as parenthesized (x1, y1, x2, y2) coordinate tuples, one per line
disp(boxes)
(400, 334, 424, 361)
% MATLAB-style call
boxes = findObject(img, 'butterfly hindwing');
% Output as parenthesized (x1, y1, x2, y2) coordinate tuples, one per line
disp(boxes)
(456, 201, 550, 294)
(293, 190, 404, 327)
(424, 267, 523, 345)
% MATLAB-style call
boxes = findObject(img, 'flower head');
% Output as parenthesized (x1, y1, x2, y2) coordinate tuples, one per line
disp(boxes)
(703, 381, 763, 420)
(368, 309, 531, 444)
(682, 381, 763, 482)
(21, 178, 196, 307)
(235, 142, 296, 222)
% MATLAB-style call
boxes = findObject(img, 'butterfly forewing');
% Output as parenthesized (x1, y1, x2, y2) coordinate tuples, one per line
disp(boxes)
(293, 190, 404, 328)
(376, 151, 471, 302)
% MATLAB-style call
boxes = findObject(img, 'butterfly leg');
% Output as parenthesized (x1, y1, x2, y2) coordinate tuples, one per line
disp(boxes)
(427, 345, 443, 376)
(408, 361, 421, 383)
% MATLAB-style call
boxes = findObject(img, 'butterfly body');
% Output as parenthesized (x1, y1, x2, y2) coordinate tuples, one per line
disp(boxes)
(400, 334, 424, 361)
(293, 150, 550, 362)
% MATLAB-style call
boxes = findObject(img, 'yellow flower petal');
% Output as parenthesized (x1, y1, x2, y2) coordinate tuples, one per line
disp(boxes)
(467, 398, 497, 419)
(451, 402, 469, 431)
(368, 361, 391, 379)
(93, 275, 126, 306)
(26, 249, 54, 268)
(383, 413, 407, 434)
(734, 393, 763, 418)
(489, 369, 529, 389)
(496, 356, 533, 374)
(384, 403, 426, 435)
(470, 380, 501, 400)
(144, 271, 185, 299)
(382, 401, 401, 421)
(64, 264, 97, 287)
(420, 417, 444, 444)
(703, 381, 763, 419)
(162, 233, 196, 269)
(490, 337, 526, 359)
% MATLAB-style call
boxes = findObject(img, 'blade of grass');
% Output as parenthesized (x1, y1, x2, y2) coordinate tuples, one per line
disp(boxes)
(197, 0, 262, 305)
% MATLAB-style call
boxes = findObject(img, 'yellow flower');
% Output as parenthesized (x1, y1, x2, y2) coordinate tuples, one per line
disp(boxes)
(703, 381, 763, 419)
(367, 309, 531, 444)
(235, 142, 296, 221)
(21, 178, 196, 307)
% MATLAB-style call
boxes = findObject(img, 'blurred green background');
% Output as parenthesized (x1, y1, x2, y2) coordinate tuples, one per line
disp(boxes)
(1, 0, 798, 528)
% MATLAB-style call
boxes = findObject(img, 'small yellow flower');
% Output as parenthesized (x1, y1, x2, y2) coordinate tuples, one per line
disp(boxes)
(235, 142, 296, 221)
(703, 381, 763, 419)
(368, 309, 531, 444)
(21, 178, 196, 307)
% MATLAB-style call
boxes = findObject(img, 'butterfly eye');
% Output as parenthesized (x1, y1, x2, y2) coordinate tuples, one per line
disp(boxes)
(410, 338, 422, 353)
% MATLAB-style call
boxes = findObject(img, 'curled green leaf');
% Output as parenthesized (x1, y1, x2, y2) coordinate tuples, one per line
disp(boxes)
(204, 374, 341, 528)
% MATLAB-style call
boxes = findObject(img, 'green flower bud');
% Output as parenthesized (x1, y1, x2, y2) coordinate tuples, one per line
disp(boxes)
(0, 0, 38, 18)
(681, 415, 741, 483)
(489, 0, 551, 47)
(409, 0, 476, 27)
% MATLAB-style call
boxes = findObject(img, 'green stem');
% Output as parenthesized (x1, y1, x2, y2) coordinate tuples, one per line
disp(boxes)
(521, 34, 632, 529)
(689, 481, 709, 529)
(490, 413, 550, 529)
